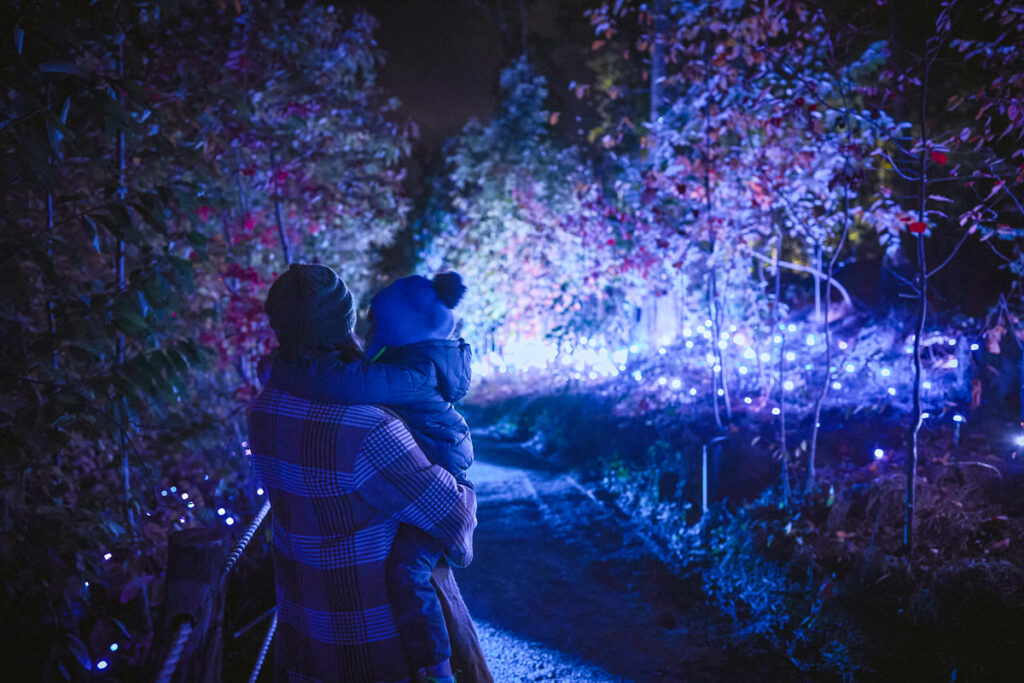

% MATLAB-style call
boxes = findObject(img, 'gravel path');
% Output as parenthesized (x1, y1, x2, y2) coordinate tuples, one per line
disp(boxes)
(456, 437, 730, 683)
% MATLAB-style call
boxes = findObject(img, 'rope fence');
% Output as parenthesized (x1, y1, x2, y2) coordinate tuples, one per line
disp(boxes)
(247, 612, 278, 683)
(154, 620, 193, 683)
(153, 497, 272, 682)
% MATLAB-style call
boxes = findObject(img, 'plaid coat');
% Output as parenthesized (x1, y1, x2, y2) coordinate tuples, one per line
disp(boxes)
(247, 388, 478, 683)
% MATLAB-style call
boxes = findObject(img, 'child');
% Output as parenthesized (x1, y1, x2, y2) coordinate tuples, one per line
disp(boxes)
(266, 271, 473, 683)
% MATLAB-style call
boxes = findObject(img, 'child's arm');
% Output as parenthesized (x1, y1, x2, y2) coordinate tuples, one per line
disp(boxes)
(269, 354, 435, 406)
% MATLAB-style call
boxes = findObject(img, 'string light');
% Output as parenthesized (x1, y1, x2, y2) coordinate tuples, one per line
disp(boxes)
(880, 368, 891, 377)
(109, 643, 118, 652)
(845, 363, 856, 373)
(225, 517, 235, 526)
(873, 448, 885, 459)
(743, 397, 752, 404)
(887, 387, 896, 395)
(785, 351, 796, 361)
(256, 488, 265, 496)
(658, 377, 668, 386)
(771, 407, 781, 415)
(783, 380, 794, 391)
(97, 660, 109, 671)
(103, 552, 112, 561)
(970, 343, 979, 351)
(953, 414, 965, 423)
(670, 379, 682, 390)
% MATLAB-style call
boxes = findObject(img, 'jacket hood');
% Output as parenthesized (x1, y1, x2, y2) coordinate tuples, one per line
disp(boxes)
(383, 339, 472, 403)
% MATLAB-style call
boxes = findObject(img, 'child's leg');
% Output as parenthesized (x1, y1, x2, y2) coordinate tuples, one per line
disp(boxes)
(387, 524, 451, 672)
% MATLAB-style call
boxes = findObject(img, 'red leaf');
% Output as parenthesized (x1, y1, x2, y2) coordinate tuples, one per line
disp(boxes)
(931, 151, 948, 165)
(908, 221, 927, 234)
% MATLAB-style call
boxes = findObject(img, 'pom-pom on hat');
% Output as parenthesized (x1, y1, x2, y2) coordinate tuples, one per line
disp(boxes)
(264, 263, 355, 349)
(368, 272, 466, 353)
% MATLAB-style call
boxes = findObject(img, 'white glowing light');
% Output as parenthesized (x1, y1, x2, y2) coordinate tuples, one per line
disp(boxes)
(729, 324, 738, 332)
(103, 552, 112, 561)
(1015, 435, 1024, 447)
(873, 448, 885, 459)
(717, 340, 728, 350)
(880, 368, 891, 377)
(904, 346, 914, 354)
(84, 581, 90, 588)
(225, 517, 235, 526)
(705, 353, 716, 364)
(787, 324, 797, 332)
(658, 377, 668, 386)
(170, 486, 177, 493)
(256, 488, 264, 496)
(689, 388, 698, 396)
(717, 388, 725, 396)
(705, 319, 713, 327)
(683, 327, 693, 337)
(632, 370, 643, 381)
(773, 335, 783, 344)
(838, 340, 848, 350)
(658, 347, 667, 355)
(612, 349, 628, 364)
(588, 371, 598, 380)
(743, 347, 756, 360)
(887, 387, 897, 396)
(179, 517, 186, 524)
(181, 492, 189, 500)
(949, 359, 959, 368)
(832, 381, 842, 390)
(685, 340, 694, 349)
(160, 490, 168, 497)
(670, 379, 683, 390)
(772, 407, 781, 415)
(187, 502, 195, 509)
(948, 338, 957, 346)
(785, 351, 796, 361)
(573, 372, 582, 380)
(629, 344, 640, 353)
(743, 397, 752, 404)
(805, 334, 816, 346)
(845, 363, 856, 373)
(217, 507, 226, 516)
(923, 381, 932, 389)
(760, 352, 771, 362)
(739, 366, 749, 375)
(783, 380, 794, 391)
(109, 643, 118, 652)
(734, 333, 747, 346)
(953, 414, 965, 423)
(921, 412, 931, 419)
(696, 326, 705, 335)
(713, 364, 722, 373)
(970, 343, 979, 351)
(97, 661, 109, 671)
(805, 363, 813, 371)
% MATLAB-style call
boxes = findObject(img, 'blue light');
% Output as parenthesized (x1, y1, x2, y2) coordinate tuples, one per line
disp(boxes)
(170, 486, 177, 493)
(109, 643, 118, 652)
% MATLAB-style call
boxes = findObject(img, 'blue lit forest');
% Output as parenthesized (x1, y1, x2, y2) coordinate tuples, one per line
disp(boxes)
(3, 0, 1024, 680)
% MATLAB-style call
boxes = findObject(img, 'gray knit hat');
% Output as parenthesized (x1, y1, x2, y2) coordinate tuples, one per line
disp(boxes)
(264, 264, 355, 349)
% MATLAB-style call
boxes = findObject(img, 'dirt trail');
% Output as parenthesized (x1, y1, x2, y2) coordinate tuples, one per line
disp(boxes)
(455, 436, 740, 683)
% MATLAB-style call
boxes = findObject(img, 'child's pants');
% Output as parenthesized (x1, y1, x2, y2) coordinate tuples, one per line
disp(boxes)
(387, 523, 451, 669)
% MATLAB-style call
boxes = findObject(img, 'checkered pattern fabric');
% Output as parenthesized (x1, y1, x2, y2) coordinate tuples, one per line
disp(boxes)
(248, 389, 477, 683)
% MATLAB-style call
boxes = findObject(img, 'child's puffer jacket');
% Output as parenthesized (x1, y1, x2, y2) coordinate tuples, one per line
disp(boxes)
(267, 339, 474, 476)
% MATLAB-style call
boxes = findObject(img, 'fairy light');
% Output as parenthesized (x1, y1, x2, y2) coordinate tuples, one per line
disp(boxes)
(805, 334, 816, 346)
(217, 507, 226, 516)
(838, 340, 848, 350)
(1015, 435, 1024, 447)
(170, 486, 177, 493)
(738, 366, 749, 375)
(670, 379, 682, 390)
(160, 490, 168, 497)
(629, 344, 640, 353)
(713, 364, 722, 373)
(832, 381, 842, 390)
(109, 643, 118, 652)
(773, 335, 783, 344)
(256, 488, 265, 496)
(689, 387, 697, 396)
(181, 492, 189, 500)
(717, 388, 725, 396)
(880, 368, 891, 377)
(658, 347, 667, 355)
(225, 517, 235, 526)
(873, 448, 885, 459)
(632, 370, 643, 381)
(717, 340, 728, 350)
(685, 340, 694, 349)
(658, 377, 668, 386)
(760, 352, 771, 362)
(783, 380, 794, 391)
(97, 660, 109, 671)
(103, 552, 112, 561)
(948, 338, 957, 346)
(785, 351, 796, 361)
(734, 333, 747, 346)
(187, 502, 195, 509)
(923, 381, 932, 389)
(887, 387, 896, 396)
(771, 407, 781, 416)
(953, 414, 965, 423)
(949, 359, 959, 368)
(845, 363, 856, 373)
(970, 343, 979, 351)
(743, 396, 752, 404)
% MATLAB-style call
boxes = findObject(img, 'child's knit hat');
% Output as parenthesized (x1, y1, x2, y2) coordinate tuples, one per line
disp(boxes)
(368, 272, 466, 354)
(264, 263, 355, 349)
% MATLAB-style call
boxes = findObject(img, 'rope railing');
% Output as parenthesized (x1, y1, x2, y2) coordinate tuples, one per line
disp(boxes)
(154, 619, 193, 683)
(153, 497, 272, 682)
(221, 498, 272, 587)
(247, 611, 278, 683)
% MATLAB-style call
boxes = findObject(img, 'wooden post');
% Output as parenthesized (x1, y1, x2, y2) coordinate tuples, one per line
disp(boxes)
(161, 528, 229, 683)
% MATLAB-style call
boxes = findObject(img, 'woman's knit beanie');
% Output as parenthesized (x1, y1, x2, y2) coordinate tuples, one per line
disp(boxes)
(264, 263, 355, 349)
(368, 272, 466, 352)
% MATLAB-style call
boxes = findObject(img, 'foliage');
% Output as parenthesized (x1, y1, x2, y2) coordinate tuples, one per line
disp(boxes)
(0, 1, 408, 678)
